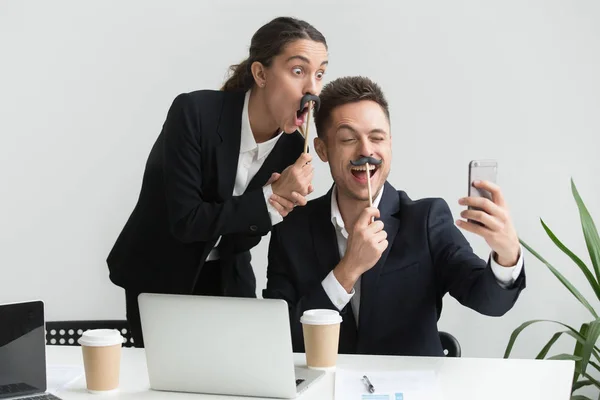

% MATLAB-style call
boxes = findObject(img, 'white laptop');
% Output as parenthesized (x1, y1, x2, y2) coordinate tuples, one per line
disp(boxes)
(0, 300, 62, 400)
(138, 293, 325, 399)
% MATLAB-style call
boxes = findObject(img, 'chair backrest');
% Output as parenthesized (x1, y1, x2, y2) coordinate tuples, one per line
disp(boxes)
(45, 320, 458, 355)
(439, 331, 461, 357)
(45, 320, 135, 347)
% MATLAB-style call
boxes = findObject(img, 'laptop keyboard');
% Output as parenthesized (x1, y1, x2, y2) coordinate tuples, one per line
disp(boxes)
(0, 385, 62, 400)
(0, 382, 37, 394)
(20, 395, 62, 400)
(295, 379, 305, 386)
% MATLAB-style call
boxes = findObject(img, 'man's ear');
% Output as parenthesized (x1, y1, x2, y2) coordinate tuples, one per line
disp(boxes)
(314, 137, 328, 162)
(250, 61, 267, 87)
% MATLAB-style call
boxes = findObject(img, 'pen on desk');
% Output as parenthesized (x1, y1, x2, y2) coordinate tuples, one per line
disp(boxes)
(362, 375, 375, 393)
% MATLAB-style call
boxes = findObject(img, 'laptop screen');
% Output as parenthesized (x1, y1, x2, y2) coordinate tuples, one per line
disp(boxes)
(0, 301, 46, 399)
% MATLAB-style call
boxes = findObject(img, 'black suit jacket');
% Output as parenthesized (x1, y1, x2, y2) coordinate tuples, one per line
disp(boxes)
(263, 182, 526, 356)
(107, 89, 304, 297)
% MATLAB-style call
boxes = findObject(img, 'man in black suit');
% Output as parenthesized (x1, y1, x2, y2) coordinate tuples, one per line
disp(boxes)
(263, 76, 526, 356)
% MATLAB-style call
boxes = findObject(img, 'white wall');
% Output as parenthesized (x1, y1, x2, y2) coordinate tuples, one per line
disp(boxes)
(1, 0, 599, 364)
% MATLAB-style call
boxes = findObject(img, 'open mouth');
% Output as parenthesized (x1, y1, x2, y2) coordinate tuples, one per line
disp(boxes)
(350, 163, 379, 183)
(295, 106, 309, 126)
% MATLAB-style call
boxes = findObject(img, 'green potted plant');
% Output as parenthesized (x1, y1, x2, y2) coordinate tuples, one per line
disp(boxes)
(504, 179, 600, 399)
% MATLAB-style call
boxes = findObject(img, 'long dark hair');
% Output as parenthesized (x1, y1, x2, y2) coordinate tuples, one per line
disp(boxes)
(221, 17, 327, 92)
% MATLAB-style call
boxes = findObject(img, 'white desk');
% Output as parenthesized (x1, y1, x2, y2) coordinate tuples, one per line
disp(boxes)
(47, 346, 574, 400)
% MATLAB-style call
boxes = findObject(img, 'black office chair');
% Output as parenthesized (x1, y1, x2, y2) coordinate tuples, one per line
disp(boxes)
(45, 320, 135, 348)
(439, 331, 461, 357)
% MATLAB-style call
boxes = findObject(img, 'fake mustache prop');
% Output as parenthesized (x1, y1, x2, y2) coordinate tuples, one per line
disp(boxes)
(350, 157, 383, 208)
(298, 94, 321, 153)
(349, 157, 383, 167)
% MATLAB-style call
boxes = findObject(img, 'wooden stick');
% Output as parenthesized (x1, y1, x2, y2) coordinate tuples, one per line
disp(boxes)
(366, 162, 373, 207)
(303, 102, 312, 154)
(366, 163, 374, 223)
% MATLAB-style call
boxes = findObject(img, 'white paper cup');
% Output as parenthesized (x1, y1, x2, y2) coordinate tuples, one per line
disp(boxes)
(300, 309, 342, 370)
(78, 329, 125, 393)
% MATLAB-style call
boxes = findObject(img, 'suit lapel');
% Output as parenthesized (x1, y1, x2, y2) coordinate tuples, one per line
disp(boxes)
(358, 182, 401, 339)
(310, 187, 341, 276)
(215, 92, 245, 200)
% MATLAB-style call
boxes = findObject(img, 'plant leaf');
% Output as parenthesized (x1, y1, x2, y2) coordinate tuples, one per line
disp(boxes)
(564, 331, 600, 363)
(572, 361, 600, 391)
(504, 319, 588, 358)
(553, 329, 600, 364)
(504, 319, 600, 370)
(573, 323, 589, 386)
(536, 330, 566, 359)
(572, 178, 600, 285)
(581, 319, 600, 375)
(540, 218, 600, 300)
(548, 353, 582, 361)
(571, 396, 592, 400)
(572, 380, 594, 391)
(520, 238, 598, 318)
(589, 360, 600, 372)
(578, 373, 600, 389)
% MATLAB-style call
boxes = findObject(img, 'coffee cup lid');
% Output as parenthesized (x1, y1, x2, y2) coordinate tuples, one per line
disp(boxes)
(300, 309, 342, 325)
(77, 329, 125, 347)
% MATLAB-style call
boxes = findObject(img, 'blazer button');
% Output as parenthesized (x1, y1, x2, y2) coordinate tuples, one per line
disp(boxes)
(249, 225, 258, 232)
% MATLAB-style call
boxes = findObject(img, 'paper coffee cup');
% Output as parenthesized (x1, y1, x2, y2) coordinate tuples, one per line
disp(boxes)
(300, 309, 342, 370)
(78, 329, 125, 393)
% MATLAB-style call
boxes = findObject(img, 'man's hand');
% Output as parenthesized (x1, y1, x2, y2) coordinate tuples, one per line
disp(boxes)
(333, 207, 388, 293)
(457, 180, 520, 266)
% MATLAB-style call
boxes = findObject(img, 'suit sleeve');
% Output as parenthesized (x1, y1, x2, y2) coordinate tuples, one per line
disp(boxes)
(162, 93, 272, 243)
(262, 225, 339, 352)
(427, 198, 526, 316)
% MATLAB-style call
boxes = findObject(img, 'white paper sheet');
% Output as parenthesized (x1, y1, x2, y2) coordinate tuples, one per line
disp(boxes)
(334, 368, 444, 400)
(47, 365, 84, 394)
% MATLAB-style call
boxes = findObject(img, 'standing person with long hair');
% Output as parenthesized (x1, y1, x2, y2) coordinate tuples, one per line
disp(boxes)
(106, 17, 329, 347)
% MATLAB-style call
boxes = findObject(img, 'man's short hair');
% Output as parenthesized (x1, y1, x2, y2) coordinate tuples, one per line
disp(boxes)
(314, 76, 390, 138)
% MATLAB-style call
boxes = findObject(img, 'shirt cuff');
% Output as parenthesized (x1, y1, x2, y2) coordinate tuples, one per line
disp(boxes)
(262, 184, 284, 226)
(490, 245, 524, 289)
(321, 270, 354, 311)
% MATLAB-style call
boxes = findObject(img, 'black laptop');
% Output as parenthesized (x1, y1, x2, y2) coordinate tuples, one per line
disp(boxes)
(0, 300, 61, 400)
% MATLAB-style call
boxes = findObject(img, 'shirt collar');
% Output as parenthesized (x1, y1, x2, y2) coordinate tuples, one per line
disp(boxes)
(331, 183, 385, 233)
(240, 89, 283, 160)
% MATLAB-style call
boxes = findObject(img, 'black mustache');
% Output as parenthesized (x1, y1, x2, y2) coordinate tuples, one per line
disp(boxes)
(299, 94, 321, 112)
(350, 157, 383, 166)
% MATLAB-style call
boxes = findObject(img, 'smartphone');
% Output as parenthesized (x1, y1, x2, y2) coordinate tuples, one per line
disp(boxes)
(467, 160, 498, 226)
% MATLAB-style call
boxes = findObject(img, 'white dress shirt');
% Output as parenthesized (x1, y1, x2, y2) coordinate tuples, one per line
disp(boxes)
(321, 184, 524, 326)
(206, 90, 284, 261)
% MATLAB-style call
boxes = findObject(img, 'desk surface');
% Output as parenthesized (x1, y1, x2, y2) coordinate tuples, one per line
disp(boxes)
(47, 346, 574, 400)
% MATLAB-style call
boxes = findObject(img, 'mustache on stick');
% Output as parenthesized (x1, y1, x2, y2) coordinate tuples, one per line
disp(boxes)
(350, 156, 382, 213)
(299, 94, 321, 154)
(299, 94, 321, 112)
(350, 157, 383, 166)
